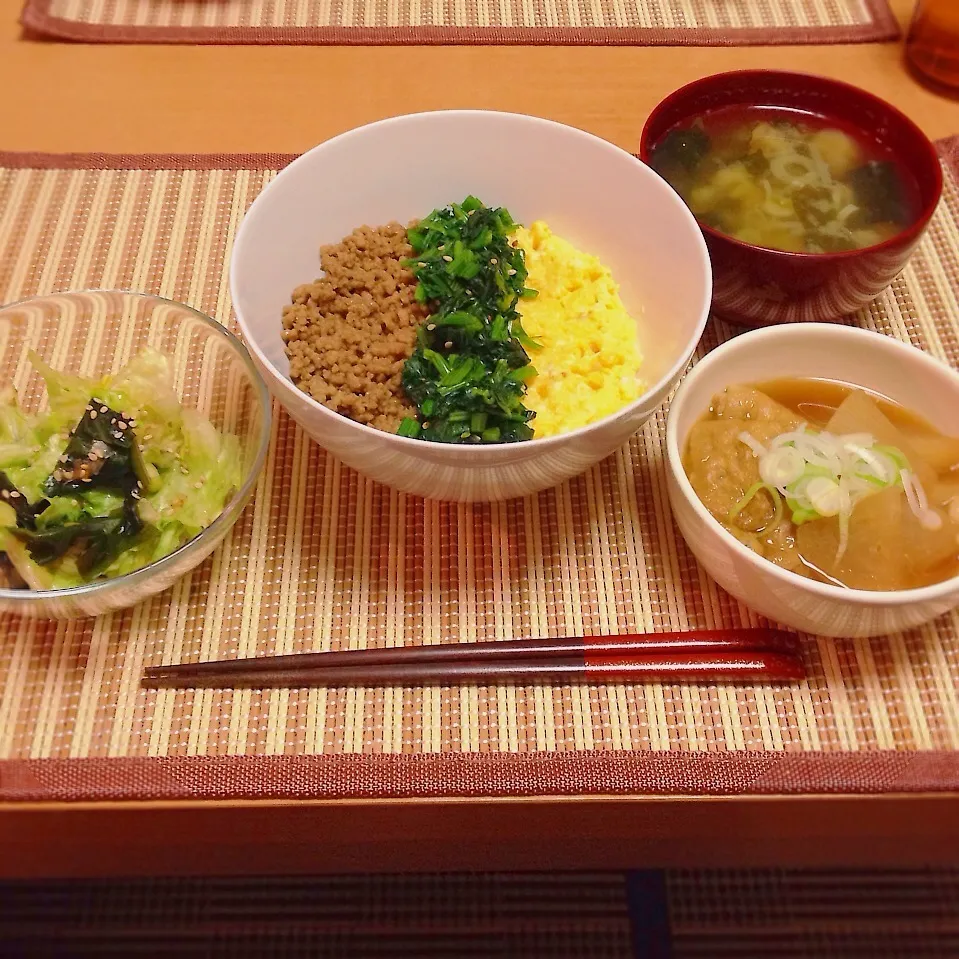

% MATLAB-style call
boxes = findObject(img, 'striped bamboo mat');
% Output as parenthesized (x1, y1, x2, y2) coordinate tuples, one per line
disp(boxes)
(19, 0, 899, 46)
(1, 870, 957, 957)
(1, 143, 959, 803)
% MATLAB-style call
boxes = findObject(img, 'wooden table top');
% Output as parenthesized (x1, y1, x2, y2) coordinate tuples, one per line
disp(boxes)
(2, 0, 959, 878)
(0, 0, 956, 155)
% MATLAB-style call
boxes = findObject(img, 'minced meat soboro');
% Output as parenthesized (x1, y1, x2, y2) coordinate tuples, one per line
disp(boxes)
(282, 223, 426, 432)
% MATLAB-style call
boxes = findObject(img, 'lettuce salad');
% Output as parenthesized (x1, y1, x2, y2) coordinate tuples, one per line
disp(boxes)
(0, 349, 242, 590)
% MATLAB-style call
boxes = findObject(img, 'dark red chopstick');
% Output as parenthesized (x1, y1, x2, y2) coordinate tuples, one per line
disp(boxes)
(143, 652, 804, 689)
(143, 628, 799, 676)
(141, 629, 804, 689)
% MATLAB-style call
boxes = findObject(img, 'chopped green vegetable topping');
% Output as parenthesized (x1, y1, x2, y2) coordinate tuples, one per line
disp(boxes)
(396, 417, 421, 439)
(400, 196, 539, 444)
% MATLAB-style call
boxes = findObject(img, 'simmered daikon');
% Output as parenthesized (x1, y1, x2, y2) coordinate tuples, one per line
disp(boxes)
(682, 379, 959, 591)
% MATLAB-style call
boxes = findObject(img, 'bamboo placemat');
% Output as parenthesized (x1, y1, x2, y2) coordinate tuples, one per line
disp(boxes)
(19, 0, 899, 46)
(1, 142, 959, 803)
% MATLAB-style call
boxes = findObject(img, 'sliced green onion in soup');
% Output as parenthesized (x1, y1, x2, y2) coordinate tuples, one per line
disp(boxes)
(736, 428, 938, 563)
(726, 480, 783, 532)
(901, 468, 944, 531)
(759, 446, 805, 488)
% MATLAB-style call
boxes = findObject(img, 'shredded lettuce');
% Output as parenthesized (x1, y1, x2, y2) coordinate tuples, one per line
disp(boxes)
(0, 349, 242, 591)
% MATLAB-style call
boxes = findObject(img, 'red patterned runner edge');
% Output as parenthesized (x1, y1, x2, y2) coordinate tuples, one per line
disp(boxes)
(1, 750, 957, 802)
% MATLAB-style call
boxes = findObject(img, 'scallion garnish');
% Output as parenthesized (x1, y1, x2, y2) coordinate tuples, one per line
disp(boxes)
(736, 427, 943, 562)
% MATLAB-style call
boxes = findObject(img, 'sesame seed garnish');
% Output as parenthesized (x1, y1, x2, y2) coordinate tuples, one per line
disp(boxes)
(131, 491, 140, 500)
(81, 477, 92, 483)
(89, 410, 98, 419)
(59, 455, 68, 464)
(99, 406, 108, 414)
(444, 341, 453, 350)
(117, 421, 128, 430)
(508, 269, 517, 276)
(194, 482, 203, 490)
(427, 324, 436, 331)
(0, 490, 9, 499)
(490, 258, 498, 265)
(442, 255, 453, 262)
(9, 490, 19, 498)
(422, 422, 431, 430)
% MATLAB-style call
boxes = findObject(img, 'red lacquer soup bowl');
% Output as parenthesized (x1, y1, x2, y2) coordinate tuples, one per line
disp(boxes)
(640, 71, 943, 327)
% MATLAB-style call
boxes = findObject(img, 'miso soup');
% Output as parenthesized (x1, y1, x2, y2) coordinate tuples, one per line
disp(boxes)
(683, 379, 959, 591)
(650, 107, 920, 254)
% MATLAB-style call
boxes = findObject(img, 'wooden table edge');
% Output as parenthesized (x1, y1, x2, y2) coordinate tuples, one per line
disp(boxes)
(3, 792, 957, 877)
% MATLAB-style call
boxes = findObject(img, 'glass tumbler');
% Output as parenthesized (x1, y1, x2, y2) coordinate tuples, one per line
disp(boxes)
(906, 0, 959, 93)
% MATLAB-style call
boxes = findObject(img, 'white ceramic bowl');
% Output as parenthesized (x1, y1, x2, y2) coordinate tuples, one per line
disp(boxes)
(665, 324, 959, 637)
(230, 110, 711, 502)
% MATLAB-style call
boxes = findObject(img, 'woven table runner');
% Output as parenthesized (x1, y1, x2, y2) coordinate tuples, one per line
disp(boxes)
(19, 0, 899, 46)
(1, 141, 959, 803)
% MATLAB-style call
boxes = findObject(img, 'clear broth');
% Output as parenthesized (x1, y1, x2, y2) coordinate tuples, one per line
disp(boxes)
(756, 378, 936, 433)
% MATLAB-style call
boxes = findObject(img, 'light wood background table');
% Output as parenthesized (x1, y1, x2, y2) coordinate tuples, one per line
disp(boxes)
(2, 0, 959, 878)
(0, 0, 956, 154)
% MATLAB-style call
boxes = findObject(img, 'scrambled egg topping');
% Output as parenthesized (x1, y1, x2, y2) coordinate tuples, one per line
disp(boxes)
(513, 221, 644, 439)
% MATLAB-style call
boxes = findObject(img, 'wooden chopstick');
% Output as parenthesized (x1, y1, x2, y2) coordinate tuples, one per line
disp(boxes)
(141, 629, 804, 689)
(142, 652, 804, 688)
(142, 628, 798, 678)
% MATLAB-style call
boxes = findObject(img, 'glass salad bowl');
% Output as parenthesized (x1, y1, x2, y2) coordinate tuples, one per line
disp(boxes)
(0, 291, 271, 619)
